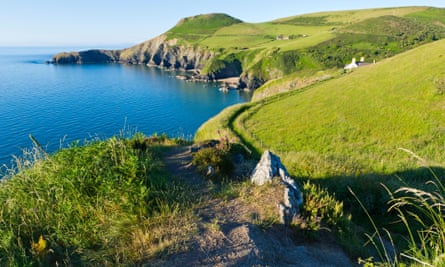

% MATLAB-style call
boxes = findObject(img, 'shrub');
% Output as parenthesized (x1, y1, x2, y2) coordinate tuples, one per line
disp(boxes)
(192, 146, 234, 180)
(300, 181, 352, 235)
(191, 131, 252, 180)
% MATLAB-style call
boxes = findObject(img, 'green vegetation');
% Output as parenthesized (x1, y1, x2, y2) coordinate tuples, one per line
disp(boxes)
(387, 172, 445, 266)
(192, 138, 235, 180)
(197, 38, 445, 263)
(55, 6, 445, 90)
(237, 40, 445, 179)
(0, 135, 195, 266)
(167, 7, 445, 89)
(201, 53, 243, 78)
(354, 161, 445, 266)
(21, 5, 445, 265)
(166, 13, 242, 43)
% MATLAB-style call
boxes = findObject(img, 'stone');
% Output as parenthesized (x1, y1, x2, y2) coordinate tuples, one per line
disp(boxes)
(206, 165, 215, 176)
(251, 150, 303, 225)
(250, 150, 274, 186)
(251, 150, 290, 185)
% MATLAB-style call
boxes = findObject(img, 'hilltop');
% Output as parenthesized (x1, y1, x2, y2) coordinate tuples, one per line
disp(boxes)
(52, 6, 445, 90)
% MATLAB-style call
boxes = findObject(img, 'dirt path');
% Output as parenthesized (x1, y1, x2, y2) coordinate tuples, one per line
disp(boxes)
(151, 145, 357, 267)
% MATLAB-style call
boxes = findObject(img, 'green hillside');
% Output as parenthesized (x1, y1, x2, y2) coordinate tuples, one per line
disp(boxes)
(196, 39, 445, 222)
(166, 13, 243, 43)
(203, 6, 445, 88)
(199, 39, 445, 177)
(54, 6, 445, 91)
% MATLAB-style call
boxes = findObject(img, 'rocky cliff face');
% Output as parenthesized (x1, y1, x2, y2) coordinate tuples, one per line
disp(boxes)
(118, 35, 216, 70)
(52, 35, 215, 71)
(51, 35, 263, 90)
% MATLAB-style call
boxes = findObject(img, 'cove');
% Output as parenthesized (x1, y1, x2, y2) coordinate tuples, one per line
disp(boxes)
(0, 47, 250, 167)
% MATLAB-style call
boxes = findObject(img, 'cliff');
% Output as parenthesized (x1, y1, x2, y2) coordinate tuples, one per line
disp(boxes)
(119, 35, 216, 71)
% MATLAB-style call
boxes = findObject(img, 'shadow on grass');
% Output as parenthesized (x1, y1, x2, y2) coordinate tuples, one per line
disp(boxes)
(301, 166, 445, 257)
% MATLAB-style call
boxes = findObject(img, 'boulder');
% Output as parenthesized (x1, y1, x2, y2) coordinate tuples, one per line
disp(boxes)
(250, 151, 274, 186)
(251, 150, 290, 185)
(251, 150, 303, 225)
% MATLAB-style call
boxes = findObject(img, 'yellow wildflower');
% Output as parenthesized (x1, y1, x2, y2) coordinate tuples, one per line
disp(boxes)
(31, 235, 47, 258)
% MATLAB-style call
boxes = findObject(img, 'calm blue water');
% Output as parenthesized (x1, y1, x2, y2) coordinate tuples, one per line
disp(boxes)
(0, 47, 250, 167)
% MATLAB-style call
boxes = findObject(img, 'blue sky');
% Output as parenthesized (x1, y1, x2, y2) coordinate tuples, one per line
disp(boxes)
(1, 1, 444, 47)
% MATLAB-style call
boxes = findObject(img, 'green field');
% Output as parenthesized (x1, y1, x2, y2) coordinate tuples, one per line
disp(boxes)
(56, 6, 445, 90)
(199, 39, 445, 176)
(169, 6, 445, 88)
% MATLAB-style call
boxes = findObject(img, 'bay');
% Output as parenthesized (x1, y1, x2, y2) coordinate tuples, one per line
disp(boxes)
(0, 47, 250, 168)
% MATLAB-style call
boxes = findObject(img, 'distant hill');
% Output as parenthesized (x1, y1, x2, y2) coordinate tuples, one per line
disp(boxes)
(53, 6, 445, 90)
(167, 13, 243, 40)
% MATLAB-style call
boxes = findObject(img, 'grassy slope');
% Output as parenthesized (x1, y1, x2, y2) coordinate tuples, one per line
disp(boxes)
(275, 6, 427, 24)
(239, 41, 445, 177)
(196, 39, 445, 228)
(178, 6, 444, 90)
(234, 39, 445, 177)
(197, 6, 432, 51)
(166, 13, 243, 43)
(197, 39, 445, 175)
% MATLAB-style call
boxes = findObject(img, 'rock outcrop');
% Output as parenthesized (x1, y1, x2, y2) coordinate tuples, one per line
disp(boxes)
(52, 49, 120, 64)
(52, 35, 216, 71)
(119, 35, 216, 71)
(251, 150, 303, 225)
(51, 35, 247, 85)
(239, 73, 265, 91)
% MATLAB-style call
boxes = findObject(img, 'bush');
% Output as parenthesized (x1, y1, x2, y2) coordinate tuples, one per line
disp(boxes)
(191, 131, 253, 180)
(192, 146, 234, 180)
(300, 181, 352, 234)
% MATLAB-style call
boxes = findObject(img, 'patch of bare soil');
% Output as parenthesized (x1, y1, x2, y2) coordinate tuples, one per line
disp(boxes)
(148, 145, 357, 267)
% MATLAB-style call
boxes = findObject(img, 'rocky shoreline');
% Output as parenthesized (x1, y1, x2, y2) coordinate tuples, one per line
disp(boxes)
(175, 74, 246, 91)
(50, 34, 263, 90)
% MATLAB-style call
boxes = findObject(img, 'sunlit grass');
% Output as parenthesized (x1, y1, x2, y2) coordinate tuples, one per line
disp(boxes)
(234, 40, 445, 178)
(0, 134, 195, 266)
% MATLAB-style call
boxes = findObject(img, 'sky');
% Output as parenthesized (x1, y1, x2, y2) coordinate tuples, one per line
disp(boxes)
(1, 1, 444, 47)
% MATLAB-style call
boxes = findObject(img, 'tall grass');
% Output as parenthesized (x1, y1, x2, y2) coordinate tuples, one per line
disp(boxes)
(387, 171, 445, 266)
(351, 151, 445, 266)
(0, 134, 194, 266)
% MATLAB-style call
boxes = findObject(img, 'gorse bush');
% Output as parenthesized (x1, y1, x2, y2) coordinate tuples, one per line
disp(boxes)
(301, 182, 351, 234)
(0, 135, 193, 266)
(192, 135, 234, 180)
(298, 181, 354, 247)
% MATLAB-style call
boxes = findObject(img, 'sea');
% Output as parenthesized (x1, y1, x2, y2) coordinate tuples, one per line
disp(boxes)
(0, 46, 250, 168)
